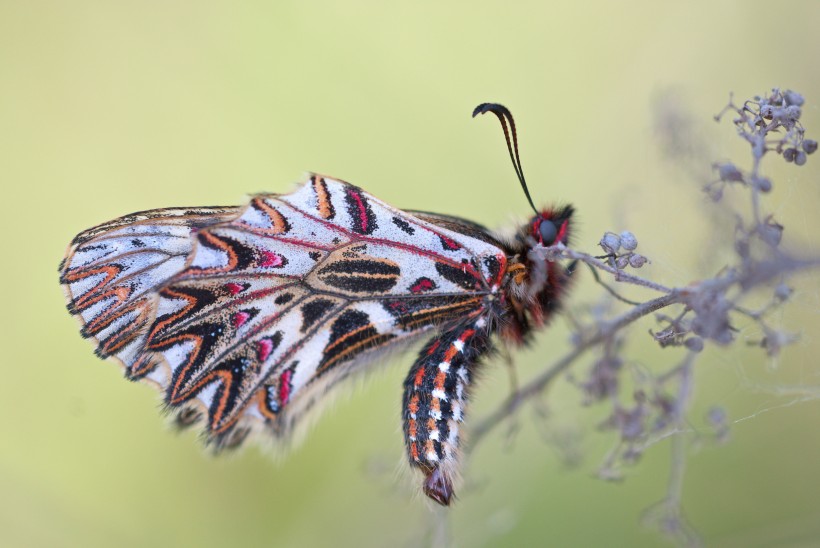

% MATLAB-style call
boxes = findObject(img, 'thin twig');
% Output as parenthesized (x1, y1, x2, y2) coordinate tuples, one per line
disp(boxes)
(469, 292, 682, 449)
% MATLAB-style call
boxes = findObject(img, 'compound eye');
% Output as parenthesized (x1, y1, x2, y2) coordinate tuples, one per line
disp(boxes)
(538, 219, 558, 245)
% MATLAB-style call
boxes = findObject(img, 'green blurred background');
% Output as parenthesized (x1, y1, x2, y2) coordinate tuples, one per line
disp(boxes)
(2, 1, 820, 546)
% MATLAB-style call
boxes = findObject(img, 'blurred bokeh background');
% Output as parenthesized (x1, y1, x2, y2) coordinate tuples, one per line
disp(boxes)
(2, 1, 820, 546)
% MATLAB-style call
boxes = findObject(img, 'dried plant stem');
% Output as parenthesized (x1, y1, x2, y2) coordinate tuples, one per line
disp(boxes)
(641, 352, 702, 547)
(563, 249, 674, 293)
(469, 292, 681, 449)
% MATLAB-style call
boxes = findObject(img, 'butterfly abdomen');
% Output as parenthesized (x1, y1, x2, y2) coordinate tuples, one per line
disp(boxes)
(402, 316, 492, 505)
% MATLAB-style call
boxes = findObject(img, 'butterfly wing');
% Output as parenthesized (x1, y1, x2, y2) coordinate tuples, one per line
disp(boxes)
(61, 175, 508, 448)
(60, 206, 242, 370)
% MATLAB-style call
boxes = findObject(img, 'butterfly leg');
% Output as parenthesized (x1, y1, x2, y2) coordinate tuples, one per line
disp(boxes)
(402, 316, 491, 506)
(499, 344, 519, 394)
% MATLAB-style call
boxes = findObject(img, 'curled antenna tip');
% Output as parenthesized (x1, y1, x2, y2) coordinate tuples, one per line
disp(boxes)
(472, 102, 538, 215)
(472, 102, 510, 118)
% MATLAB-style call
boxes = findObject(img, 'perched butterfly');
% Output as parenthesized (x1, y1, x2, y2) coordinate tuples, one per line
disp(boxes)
(59, 104, 574, 505)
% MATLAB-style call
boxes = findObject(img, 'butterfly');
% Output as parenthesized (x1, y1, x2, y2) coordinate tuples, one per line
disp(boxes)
(59, 104, 575, 506)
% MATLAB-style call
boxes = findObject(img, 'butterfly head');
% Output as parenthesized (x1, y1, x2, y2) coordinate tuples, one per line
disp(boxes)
(529, 206, 574, 247)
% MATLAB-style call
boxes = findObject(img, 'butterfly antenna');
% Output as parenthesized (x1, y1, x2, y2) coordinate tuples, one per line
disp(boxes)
(473, 103, 539, 215)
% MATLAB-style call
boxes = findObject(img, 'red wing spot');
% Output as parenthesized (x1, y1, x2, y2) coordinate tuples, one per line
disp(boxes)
(438, 234, 462, 251)
(426, 340, 441, 356)
(260, 250, 283, 268)
(278, 369, 293, 405)
(232, 311, 251, 329)
(256, 338, 274, 362)
(279, 369, 293, 405)
(410, 277, 436, 294)
(225, 282, 244, 295)
(346, 189, 369, 233)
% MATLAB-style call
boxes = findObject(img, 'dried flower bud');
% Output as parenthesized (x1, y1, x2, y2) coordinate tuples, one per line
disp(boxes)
(773, 107, 793, 125)
(621, 446, 643, 464)
(619, 231, 638, 251)
(707, 406, 727, 426)
(689, 293, 733, 345)
(684, 337, 704, 352)
(760, 104, 774, 119)
(785, 105, 802, 121)
(706, 406, 730, 443)
(758, 219, 783, 247)
(599, 232, 621, 254)
(651, 395, 677, 432)
(783, 148, 796, 162)
(707, 185, 723, 202)
(784, 90, 804, 106)
(752, 176, 772, 193)
(615, 256, 630, 270)
(716, 162, 743, 182)
(735, 237, 749, 258)
(774, 283, 793, 301)
(582, 357, 622, 402)
(760, 329, 799, 358)
(617, 405, 647, 441)
(803, 139, 818, 154)
(628, 253, 647, 268)
(795, 150, 807, 166)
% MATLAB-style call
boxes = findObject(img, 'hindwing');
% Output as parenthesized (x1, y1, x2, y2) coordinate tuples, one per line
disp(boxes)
(61, 175, 507, 447)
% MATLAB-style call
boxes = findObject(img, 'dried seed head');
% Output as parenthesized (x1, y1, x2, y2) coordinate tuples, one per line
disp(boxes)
(784, 90, 804, 106)
(803, 139, 818, 154)
(707, 406, 727, 426)
(717, 162, 743, 182)
(760, 328, 799, 358)
(752, 176, 772, 193)
(615, 256, 630, 270)
(583, 357, 622, 402)
(785, 105, 802, 121)
(774, 283, 793, 302)
(707, 184, 724, 202)
(619, 231, 638, 251)
(735, 237, 750, 258)
(795, 150, 807, 166)
(613, 404, 647, 442)
(783, 148, 797, 162)
(600, 232, 621, 255)
(684, 337, 704, 352)
(758, 219, 783, 246)
(621, 446, 643, 464)
(628, 253, 647, 268)
(689, 293, 734, 345)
